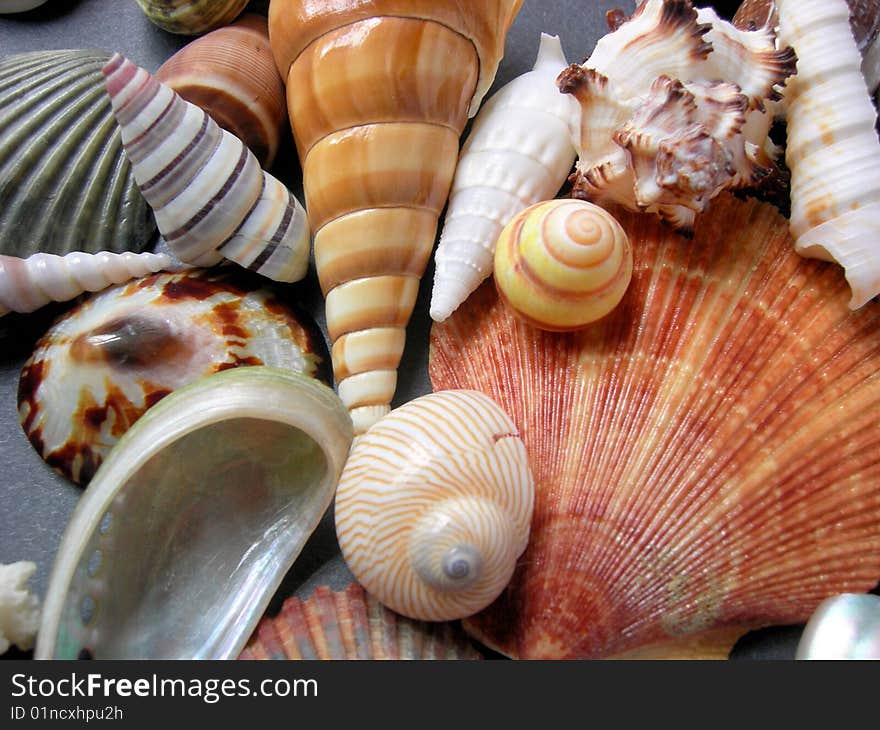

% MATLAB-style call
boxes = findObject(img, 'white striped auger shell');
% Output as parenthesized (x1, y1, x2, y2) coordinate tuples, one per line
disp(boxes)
(103, 54, 309, 284)
(334, 389, 535, 622)
(777, 0, 880, 309)
(0, 251, 171, 317)
(430, 33, 578, 323)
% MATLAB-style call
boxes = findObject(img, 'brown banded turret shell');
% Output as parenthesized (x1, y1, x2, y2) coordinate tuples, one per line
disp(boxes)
(18, 269, 323, 485)
(240, 584, 483, 660)
(269, 0, 523, 435)
(430, 193, 880, 660)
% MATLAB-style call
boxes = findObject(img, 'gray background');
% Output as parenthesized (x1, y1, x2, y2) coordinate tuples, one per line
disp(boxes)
(0, 0, 801, 659)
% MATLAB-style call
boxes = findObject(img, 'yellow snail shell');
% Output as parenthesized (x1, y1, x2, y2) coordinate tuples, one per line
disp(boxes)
(334, 389, 534, 622)
(494, 199, 633, 331)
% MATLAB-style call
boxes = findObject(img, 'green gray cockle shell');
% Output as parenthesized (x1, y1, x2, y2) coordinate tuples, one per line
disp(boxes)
(135, 0, 250, 35)
(0, 50, 156, 258)
(35, 366, 354, 660)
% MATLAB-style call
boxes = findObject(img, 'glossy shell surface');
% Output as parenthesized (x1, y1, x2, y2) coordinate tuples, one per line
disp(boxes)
(493, 198, 632, 331)
(335, 390, 534, 622)
(270, 0, 523, 435)
(18, 269, 323, 485)
(35, 367, 353, 659)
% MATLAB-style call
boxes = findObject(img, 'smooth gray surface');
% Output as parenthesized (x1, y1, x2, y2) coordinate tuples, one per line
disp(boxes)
(0, 0, 801, 659)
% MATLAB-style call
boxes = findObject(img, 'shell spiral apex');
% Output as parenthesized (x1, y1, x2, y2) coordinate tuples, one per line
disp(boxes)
(270, 0, 523, 435)
(430, 32, 578, 323)
(494, 198, 633, 331)
(334, 390, 534, 622)
(103, 54, 309, 284)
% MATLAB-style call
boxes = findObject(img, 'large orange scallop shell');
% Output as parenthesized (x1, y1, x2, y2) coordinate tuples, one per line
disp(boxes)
(429, 193, 880, 660)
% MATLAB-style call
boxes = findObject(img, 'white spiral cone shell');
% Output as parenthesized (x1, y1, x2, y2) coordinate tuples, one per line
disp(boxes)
(430, 33, 578, 323)
(334, 390, 534, 622)
(0, 251, 171, 317)
(777, 0, 880, 309)
(103, 54, 309, 284)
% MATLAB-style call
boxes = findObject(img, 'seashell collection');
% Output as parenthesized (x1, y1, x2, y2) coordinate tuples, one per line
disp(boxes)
(1, 0, 880, 661)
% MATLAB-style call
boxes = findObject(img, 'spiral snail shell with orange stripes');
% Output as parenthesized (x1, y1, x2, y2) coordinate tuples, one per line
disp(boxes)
(494, 198, 633, 331)
(334, 390, 534, 622)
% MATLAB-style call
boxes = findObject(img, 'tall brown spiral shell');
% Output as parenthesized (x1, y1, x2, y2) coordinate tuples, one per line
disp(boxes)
(269, 0, 523, 435)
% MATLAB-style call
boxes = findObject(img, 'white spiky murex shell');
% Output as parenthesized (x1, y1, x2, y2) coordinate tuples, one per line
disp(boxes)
(334, 389, 534, 622)
(240, 584, 483, 660)
(777, 0, 880, 309)
(429, 33, 578, 323)
(559, 0, 797, 233)
(102, 54, 309, 284)
(0, 251, 171, 317)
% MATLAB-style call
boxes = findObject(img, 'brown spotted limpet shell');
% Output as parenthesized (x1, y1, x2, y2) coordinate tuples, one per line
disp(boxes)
(18, 269, 322, 485)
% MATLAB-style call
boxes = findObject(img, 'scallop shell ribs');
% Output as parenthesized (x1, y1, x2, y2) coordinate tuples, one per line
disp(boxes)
(269, 0, 523, 434)
(430, 194, 880, 659)
(240, 584, 482, 660)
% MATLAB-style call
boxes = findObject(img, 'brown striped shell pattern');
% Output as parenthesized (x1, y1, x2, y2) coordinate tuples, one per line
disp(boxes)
(269, 0, 524, 435)
(493, 199, 633, 331)
(430, 193, 880, 659)
(103, 54, 309, 284)
(240, 584, 482, 660)
(334, 390, 534, 622)
(155, 14, 287, 168)
(18, 269, 322, 486)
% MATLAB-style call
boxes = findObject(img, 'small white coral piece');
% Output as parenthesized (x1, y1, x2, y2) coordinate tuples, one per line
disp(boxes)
(0, 562, 41, 654)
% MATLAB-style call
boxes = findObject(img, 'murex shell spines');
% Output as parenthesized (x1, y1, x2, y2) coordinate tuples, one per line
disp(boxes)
(561, 0, 797, 233)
